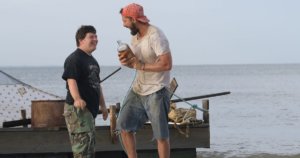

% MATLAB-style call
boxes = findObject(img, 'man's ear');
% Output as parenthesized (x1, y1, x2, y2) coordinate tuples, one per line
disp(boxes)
(78, 38, 85, 46)
(132, 18, 137, 24)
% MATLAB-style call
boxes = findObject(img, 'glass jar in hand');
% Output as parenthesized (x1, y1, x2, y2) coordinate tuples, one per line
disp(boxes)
(117, 41, 135, 63)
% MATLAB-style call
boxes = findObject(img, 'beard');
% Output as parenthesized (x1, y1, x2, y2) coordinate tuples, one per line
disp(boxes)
(130, 23, 139, 36)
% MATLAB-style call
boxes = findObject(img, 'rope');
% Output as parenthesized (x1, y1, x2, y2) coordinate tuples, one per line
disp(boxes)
(167, 90, 209, 137)
(169, 91, 208, 112)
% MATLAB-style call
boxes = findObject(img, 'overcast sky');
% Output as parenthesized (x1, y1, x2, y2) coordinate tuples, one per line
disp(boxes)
(0, 0, 299, 66)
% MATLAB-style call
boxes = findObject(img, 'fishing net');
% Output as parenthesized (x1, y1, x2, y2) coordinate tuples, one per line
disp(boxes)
(168, 103, 197, 124)
(0, 70, 62, 127)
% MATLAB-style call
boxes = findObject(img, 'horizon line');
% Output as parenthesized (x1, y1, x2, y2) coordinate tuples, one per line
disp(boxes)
(0, 62, 300, 68)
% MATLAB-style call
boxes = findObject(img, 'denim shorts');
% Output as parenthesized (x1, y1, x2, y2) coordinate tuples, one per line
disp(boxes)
(116, 87, 170, 139)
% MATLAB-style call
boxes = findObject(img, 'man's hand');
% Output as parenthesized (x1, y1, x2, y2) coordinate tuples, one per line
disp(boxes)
(74, 98, 86, 110)
(101, 105, 108, 121)
(118, 51, 133, 67)
(118, 53, 143, 70)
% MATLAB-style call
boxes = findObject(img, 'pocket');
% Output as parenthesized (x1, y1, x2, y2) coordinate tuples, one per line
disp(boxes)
(63, 104, 78, 132)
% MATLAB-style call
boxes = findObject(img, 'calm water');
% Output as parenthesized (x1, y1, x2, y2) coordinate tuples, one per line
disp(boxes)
(1, 64, 300, 158)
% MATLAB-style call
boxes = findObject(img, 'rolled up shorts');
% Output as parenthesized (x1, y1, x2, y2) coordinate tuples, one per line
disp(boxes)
(116, 87, 170, 139)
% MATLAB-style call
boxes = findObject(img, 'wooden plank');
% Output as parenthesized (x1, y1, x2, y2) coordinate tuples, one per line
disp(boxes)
(0, 124, 209, 154)
(0, 153, 71, 158)
(0, 128, 71, 154)
(2, 119, 31, 128)
(169, 77, 178, 98)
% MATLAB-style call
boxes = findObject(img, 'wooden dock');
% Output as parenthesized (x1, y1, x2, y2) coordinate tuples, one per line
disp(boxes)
(0, 100, 211, 158)
(0, 123, 209, 158)
(0, 71, 231, 158)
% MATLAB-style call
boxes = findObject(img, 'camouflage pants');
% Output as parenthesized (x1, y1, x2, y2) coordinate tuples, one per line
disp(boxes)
(63, 103, 96, 158)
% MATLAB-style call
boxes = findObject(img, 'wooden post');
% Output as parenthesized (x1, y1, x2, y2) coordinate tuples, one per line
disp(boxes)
(21, 109, 28, 127)
(109, 105, 117, 144)
(202, 100, 209, 124)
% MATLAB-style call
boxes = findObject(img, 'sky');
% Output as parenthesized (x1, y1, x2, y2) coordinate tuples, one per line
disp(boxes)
(0, 0, 299, 66)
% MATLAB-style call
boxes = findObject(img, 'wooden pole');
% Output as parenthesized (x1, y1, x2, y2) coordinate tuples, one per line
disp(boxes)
(21, 109, 27, 127)
(109, 105, 117, 144)
(202, 100, 209, 124)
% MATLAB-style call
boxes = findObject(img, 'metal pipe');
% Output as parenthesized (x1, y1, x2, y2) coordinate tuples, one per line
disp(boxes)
(171, 91, 231, 103)
(100, 67, 122, 83)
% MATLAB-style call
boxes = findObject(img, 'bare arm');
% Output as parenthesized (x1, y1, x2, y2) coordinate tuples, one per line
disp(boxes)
(67, 79, 86, 109)
(138, 52, 172, 72)
(119, 52, 172, 72)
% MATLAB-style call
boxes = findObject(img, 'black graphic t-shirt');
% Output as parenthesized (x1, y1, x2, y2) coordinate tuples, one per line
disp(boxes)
(62, 48, 101, 118)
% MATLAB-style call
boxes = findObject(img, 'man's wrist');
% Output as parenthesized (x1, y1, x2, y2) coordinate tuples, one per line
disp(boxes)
(134, 60, 143, 70)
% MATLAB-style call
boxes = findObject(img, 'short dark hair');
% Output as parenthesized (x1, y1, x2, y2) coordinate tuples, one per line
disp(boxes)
(75, 25, 96, 46)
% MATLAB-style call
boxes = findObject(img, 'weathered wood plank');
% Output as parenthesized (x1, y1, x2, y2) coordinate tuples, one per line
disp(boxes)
(169, 77, 178, 98)
(0, 124, 209, 154)
(2, 119, 31, 128)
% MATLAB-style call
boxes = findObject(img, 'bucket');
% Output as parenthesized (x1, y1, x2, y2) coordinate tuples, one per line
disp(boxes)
(31, 100, 66, 128)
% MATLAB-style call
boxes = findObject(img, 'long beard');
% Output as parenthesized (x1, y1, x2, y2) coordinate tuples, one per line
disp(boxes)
(130, 23, 139, 36)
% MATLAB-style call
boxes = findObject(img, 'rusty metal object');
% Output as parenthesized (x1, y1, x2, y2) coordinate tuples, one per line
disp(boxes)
(31, 100, 66, 128)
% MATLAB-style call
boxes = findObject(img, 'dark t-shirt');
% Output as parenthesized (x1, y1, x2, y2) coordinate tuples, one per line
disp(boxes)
(62, 48, 101, 118)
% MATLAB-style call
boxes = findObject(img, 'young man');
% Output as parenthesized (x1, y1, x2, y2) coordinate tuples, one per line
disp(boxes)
(116, 3, 173, 158)
(62, 25, 108, 158)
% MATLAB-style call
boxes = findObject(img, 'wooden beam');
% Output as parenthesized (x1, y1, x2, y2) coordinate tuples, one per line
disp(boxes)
(0, 124, 209, 154)
(202, 100, 209, 124)
(2, 119, 31, 128)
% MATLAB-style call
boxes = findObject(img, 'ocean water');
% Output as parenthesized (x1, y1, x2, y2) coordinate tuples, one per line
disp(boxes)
(1, 64, 300, 158)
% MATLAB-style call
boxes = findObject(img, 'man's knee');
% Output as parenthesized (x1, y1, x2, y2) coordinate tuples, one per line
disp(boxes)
(157, 138, 169, 144)
(121, 130, 134, 136)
